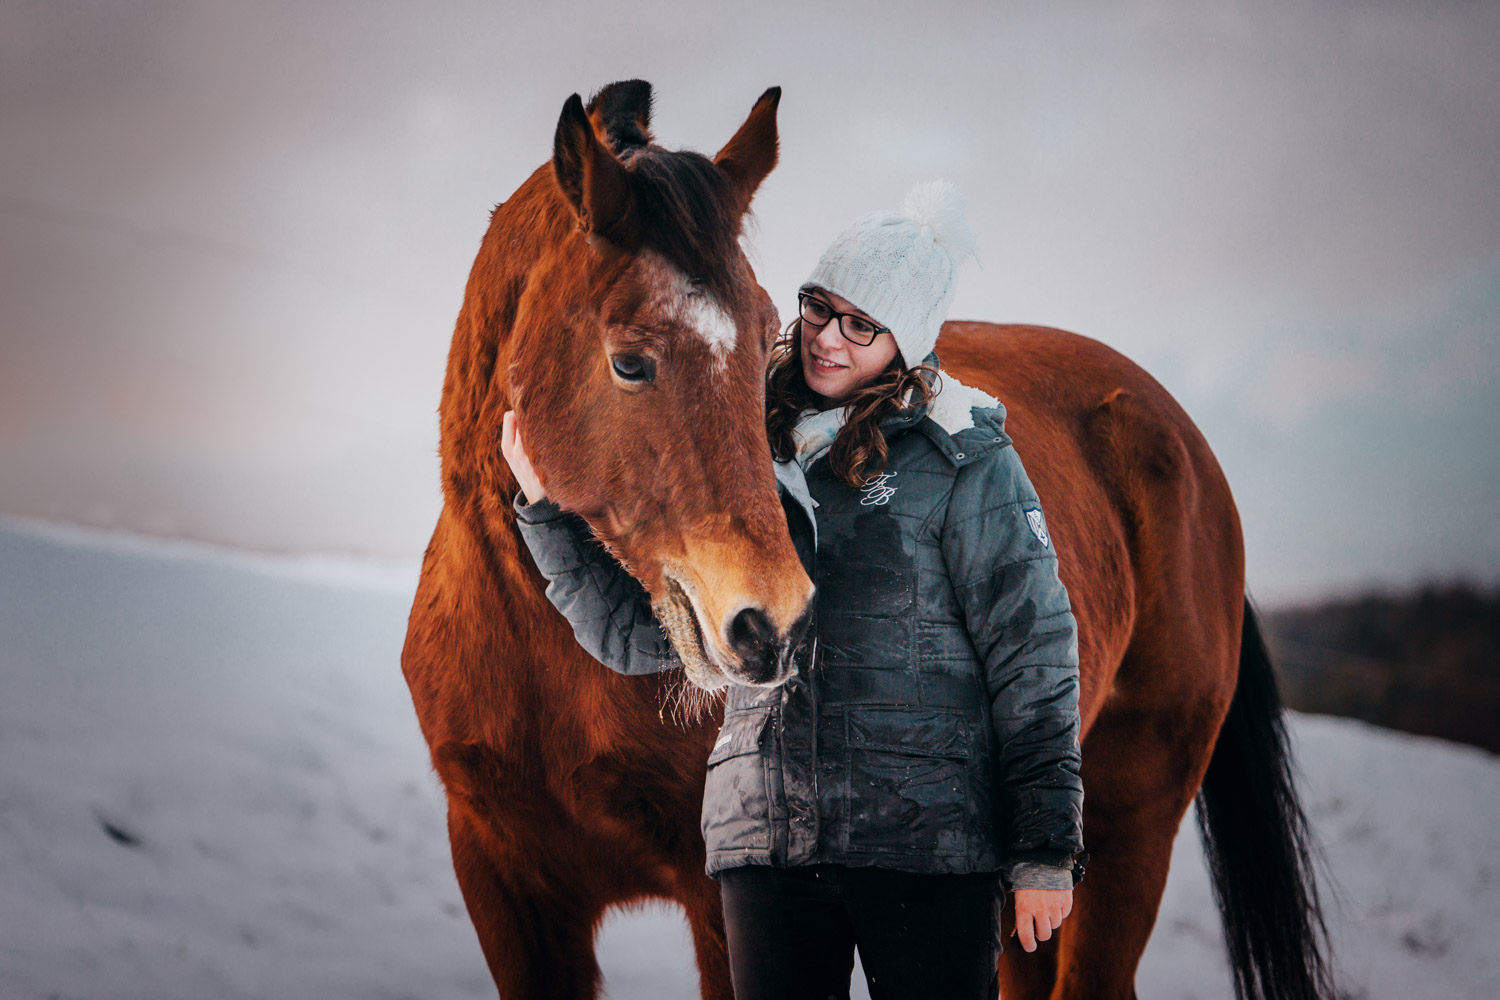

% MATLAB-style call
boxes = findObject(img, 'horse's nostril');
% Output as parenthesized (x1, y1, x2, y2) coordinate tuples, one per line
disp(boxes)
(728, 607, 776, 660)
(781, 602, 815, 673)
(786, 603, 813, 650)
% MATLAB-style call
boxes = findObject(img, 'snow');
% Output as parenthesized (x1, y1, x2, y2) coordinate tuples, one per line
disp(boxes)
(2, 516, 1496, 999)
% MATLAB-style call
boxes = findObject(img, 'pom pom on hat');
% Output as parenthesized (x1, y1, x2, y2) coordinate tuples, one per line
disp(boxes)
(900, 180, 977, 267)
(802, 179, 977, 369)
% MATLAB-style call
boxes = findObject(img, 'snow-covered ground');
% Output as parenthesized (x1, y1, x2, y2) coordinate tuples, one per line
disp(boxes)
(2, 516, 1496, 999)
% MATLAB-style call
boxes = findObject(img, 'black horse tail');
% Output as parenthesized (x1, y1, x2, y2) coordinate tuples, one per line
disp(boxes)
(1195, 598, 1335, 1000)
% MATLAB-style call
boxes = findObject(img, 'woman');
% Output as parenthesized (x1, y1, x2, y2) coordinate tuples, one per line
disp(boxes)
(502, 181, 1084, 1000)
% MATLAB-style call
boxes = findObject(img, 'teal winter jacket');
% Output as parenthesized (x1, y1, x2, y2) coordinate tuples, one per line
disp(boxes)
(514, 363, 1084, 887)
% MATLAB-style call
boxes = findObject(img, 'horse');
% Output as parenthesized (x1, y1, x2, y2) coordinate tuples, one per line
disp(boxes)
(401, 79, 1332, 1000)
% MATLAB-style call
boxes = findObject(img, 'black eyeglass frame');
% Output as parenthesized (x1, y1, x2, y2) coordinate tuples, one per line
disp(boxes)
(797, 291, 890, 347)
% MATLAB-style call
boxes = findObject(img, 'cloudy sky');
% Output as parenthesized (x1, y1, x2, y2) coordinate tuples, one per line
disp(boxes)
(3, 0, 1497, 602)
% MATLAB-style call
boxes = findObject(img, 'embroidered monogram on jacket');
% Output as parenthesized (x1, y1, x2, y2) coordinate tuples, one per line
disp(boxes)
(860, 471, 898, 506)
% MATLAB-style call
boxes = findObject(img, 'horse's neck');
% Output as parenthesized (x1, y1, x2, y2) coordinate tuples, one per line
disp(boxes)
(439, 178, 581, 541)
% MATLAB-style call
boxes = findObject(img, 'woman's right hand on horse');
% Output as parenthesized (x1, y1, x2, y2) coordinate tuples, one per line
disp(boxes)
(501, 411, 546, 504)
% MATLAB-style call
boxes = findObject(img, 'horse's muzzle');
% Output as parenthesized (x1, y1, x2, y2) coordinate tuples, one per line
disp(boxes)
(726, 602, 813, 687)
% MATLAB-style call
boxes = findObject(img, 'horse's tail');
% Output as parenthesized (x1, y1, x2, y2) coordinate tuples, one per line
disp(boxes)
(1195, 597, 1335, 1000)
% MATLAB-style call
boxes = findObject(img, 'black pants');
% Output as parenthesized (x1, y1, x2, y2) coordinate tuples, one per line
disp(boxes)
(718, 864, 1000, 1000)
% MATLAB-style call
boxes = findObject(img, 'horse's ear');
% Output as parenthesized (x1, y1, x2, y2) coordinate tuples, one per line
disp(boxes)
(553, 93, 636, 244)
(714, 87, 781, 209)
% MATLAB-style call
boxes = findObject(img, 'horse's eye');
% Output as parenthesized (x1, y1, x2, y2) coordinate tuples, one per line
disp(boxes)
(610, 354, 655, 383)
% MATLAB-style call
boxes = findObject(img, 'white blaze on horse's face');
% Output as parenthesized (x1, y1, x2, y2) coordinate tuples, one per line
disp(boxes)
(654, 262, 737, 370)
(633, 251, 740, 369)
(678, 281, 738, 366)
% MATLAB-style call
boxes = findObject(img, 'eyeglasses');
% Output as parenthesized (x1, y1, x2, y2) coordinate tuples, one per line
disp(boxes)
(797, 292, 890, 347)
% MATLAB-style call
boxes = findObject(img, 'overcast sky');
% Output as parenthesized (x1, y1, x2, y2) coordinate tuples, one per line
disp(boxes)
(3, 0, 1497, 602)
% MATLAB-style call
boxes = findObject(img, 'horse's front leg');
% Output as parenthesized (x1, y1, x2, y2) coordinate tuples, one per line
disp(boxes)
(448, 802, 608, 1000)
(669, 860, 735, 1000)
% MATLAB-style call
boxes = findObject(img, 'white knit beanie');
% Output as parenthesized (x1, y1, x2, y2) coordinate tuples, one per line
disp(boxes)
(802, 180, 977, 368)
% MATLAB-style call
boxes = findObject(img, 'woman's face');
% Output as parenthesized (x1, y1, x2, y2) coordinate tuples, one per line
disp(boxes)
(798, 287, 899, 405)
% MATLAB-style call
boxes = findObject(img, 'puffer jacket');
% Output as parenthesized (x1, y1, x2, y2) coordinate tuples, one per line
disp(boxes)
(514, 362, 1084, 885)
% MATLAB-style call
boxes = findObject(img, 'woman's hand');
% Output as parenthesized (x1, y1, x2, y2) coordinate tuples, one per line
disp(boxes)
(1012, 887, 1073, 952)
(501, 411, 546, 504)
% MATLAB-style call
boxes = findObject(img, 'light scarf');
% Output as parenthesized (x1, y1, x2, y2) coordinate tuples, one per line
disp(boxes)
(789, 405, 849, 471)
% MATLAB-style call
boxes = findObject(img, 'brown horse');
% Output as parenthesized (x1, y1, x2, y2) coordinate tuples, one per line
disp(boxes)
(402, 79, 1331, 1000)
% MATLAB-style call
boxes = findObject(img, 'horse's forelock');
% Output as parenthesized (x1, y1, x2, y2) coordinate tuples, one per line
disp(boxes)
(625, 149, 745, 305)
(559, 82, 754, 307)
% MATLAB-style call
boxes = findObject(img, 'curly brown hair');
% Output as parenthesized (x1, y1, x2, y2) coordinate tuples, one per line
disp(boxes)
(765, 318, 942, 488)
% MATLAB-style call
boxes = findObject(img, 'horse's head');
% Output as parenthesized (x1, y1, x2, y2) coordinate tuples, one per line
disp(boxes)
(502, 81, 811, 690)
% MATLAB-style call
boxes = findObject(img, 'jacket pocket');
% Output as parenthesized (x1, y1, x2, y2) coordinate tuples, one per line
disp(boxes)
(843, 707, 973, 857)
(702, 707, 775, 852)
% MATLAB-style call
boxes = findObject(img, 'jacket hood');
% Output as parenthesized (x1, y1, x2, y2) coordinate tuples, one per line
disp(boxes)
(878, 351, 1012, 467)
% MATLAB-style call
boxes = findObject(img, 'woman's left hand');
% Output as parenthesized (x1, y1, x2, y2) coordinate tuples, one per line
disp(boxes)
(501, 410, 547, 505)
(1012, 887, 1073, 952)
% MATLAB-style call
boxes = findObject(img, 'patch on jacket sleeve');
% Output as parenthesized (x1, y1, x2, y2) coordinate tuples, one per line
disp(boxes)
(1024, 506, 1052, 548)
(927, 371, 1001, 434)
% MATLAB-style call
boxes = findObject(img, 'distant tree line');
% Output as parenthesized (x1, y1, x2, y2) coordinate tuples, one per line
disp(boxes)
(1263, 581, 1500, 754)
